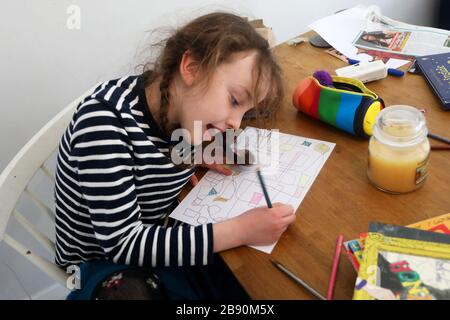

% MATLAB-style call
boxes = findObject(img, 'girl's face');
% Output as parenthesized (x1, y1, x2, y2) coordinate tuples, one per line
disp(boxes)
(177, 50, 266, 145)
(363, 35, 377, 41)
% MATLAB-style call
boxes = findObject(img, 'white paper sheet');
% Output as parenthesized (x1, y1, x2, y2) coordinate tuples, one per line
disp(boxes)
(308, 6, 409, 69)
(169, 127, 335, 253)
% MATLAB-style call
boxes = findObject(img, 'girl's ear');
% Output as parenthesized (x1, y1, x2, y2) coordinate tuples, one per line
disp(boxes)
(179, 50, 200, 87)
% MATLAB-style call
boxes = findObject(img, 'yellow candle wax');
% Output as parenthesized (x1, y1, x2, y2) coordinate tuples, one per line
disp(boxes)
(367, 105, 430, 194)
(368, 137, 429, 194)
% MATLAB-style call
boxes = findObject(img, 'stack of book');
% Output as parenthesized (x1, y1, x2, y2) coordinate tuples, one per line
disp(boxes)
(343, 213, 450, 300)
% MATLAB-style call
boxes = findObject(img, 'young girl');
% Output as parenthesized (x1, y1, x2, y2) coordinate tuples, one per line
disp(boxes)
(55, 12, 295, 299)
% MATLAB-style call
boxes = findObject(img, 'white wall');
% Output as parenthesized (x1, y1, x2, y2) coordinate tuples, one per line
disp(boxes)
(0, 0, 439, 299)
(0, 0, 440, 172)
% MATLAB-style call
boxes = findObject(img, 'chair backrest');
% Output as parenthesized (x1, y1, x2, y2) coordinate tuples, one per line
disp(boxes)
(0, 84, 99, 287)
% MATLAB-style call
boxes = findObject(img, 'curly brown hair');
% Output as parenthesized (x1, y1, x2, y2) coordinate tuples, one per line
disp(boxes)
(142, 12, 284, 135)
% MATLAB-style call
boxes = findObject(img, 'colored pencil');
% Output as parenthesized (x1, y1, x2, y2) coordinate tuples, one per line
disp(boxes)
(270, 259, 325, 300)
(256, 168, 272, 208)
(428, 133, 450, 145)
(431, 145, 450, 150)
(326, 235, 344, 300)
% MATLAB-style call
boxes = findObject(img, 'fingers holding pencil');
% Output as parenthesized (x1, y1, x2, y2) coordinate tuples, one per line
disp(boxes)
(271, 203, 296, 226)
(272, 203, 295, 215)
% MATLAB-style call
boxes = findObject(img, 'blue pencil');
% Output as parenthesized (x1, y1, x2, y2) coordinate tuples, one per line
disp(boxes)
(428, 132, 450, 145)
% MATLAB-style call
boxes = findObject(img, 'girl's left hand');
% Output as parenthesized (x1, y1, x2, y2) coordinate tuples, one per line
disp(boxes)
(189, 163, 233, 186)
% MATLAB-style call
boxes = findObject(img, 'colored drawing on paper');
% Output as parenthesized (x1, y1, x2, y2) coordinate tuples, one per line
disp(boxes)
(214, 196, 228, 202)
(280, 143, 294, 152)
(298, 174, 310, 187)
(250, 192, 263, 205)
(169, 127, 335, 253)
(208, 187, 218, 196)
(314, 143, 331, 154)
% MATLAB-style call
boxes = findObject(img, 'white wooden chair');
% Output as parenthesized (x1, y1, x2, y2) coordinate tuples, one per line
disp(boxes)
(0, 84, 99, 289)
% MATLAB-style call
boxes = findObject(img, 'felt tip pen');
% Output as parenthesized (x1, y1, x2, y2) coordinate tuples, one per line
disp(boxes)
(347, 58, 404, 77)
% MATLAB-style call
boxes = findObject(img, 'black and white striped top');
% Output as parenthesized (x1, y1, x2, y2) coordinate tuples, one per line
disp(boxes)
(54, 75, 213, 268)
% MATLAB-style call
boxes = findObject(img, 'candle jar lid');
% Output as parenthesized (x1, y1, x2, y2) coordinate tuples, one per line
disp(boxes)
(372, 105, 428, 148)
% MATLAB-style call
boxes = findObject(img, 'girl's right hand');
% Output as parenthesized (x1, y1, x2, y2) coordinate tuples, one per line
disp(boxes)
(236, 203, 296, 246)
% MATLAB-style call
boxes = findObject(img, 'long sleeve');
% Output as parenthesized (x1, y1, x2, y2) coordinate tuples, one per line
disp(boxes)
(62, 100, 214, 267)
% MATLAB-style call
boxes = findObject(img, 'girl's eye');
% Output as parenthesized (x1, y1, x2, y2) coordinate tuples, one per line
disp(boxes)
(230, 95, 239, 108)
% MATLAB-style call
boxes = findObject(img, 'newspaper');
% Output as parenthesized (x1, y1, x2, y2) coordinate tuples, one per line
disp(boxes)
(309, 6, 450, 69)
(354, 8, 450, 59)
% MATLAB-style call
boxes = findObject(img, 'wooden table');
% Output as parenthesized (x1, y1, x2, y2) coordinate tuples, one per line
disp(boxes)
(186, 32, 450, 300)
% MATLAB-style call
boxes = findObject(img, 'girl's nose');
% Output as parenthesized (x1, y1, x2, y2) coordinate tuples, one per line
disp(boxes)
(225, 113, 242, 130)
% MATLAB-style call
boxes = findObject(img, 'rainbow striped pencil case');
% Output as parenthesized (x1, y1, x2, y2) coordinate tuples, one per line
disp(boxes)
(293, 76, 385, 138)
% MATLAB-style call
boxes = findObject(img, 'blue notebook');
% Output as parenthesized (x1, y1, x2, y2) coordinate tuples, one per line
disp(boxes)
(416, 53, 450, 110)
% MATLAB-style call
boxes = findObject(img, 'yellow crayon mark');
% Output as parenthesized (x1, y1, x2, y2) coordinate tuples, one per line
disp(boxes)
(214, 196, 229, 202)
(280, 144, 294, 152)
(314, 143, 330, 154)
(298, 174, 310, 187)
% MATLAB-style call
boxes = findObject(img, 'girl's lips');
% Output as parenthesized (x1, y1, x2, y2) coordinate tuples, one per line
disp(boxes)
(207, 124, 226, 132)
(204, 124, 225, 141)
(203, 127, 212, 140)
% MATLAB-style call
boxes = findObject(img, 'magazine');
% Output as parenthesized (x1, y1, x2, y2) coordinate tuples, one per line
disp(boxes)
(353, 222, 450, 300)
(310, 6, 450, 68)
(353, 9, 450, 59)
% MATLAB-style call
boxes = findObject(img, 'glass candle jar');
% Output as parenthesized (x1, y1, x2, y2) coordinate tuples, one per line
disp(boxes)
(368, 105, 430, 194)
